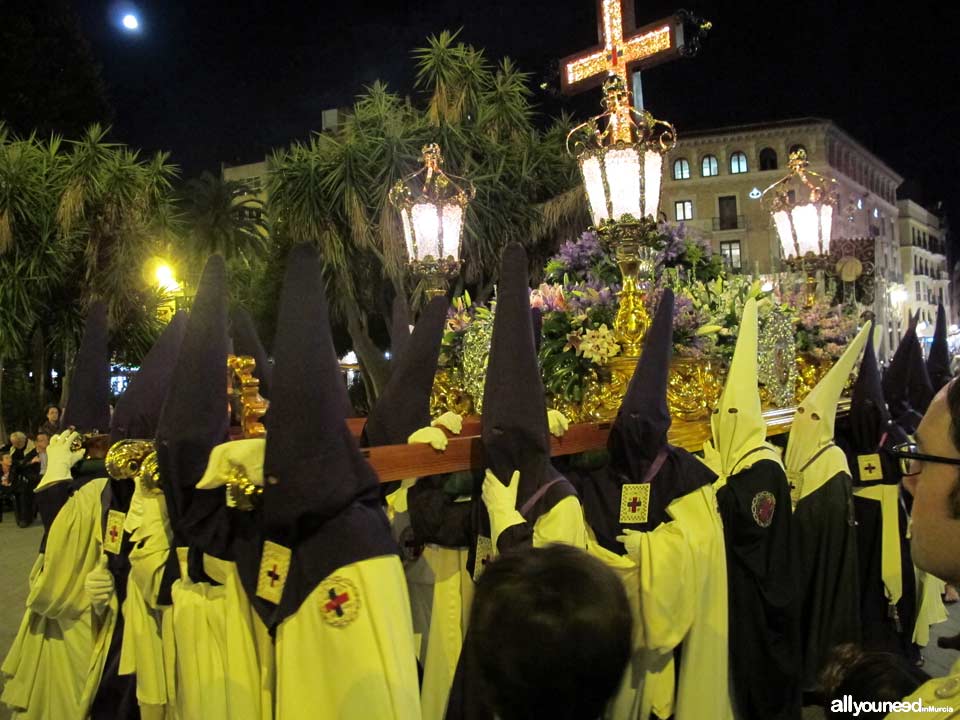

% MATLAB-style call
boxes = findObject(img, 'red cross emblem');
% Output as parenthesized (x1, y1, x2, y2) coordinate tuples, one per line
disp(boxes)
(266, 565, 282, 587)
(318, 576, 360, 627)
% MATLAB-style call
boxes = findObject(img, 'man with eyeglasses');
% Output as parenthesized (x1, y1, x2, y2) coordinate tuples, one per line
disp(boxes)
(884, 379, 960, 718)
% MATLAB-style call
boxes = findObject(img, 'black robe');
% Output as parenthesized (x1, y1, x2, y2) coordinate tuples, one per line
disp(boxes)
(792, 471, 861, 691)
(716, 459, 802, 720)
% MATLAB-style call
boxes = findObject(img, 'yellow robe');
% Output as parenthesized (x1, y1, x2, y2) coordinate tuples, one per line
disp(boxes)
(884, 657, 960, 719)
(119, 493, 177, 719)
(273, 555, 422, 720)
(588, 485, 733, 720)
(412, 494, 587, 720)
(1, 478, 114, 719)
(170, 553, 273, 720)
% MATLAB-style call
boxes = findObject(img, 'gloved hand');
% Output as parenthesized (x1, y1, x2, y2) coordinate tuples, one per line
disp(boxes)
(408, 426, 448, 451)
(547, 409, 570, 438)
(196, 438, 265, 490)
(85, 556, 115, 615)
(37, 430, 85, 490)
(615, 528, 643, 562)
(431, 411, 464, 435)
(482, 469, 525, 550)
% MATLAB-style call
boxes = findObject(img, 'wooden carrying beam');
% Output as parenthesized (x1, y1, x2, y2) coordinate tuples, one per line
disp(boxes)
(359, 402, 850, 483)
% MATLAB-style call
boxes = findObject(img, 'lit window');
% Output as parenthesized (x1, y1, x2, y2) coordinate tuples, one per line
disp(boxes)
(675, 200, 693, 221)
(759, 147, 778, 171)
(720, 240, 742, 270)
(701, 155, 718, 177)
(673, 159, 690, 180)
(730, 151, 748, 174)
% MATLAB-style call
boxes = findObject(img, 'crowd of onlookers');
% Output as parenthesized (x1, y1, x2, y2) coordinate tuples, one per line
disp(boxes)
(0, 405, 59, 527)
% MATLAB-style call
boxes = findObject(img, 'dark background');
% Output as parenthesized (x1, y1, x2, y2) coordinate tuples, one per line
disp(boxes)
(4, 0, 959, 232)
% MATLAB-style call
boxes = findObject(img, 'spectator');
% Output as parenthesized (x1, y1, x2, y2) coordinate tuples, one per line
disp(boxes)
(0, 453, 14, 521)
(8, 431, 38, 527)
(468, 545, 633, 720)
(33, 431, 50, 476)
(822, 644, 928, 719)
(38, 405, 60, 436)
(8, 431, 36, 468)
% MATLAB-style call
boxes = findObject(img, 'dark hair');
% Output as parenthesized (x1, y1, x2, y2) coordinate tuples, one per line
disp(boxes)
(35, 431, 50, 440)
(469, 544, 633, 720)
(822, 644, 928, 718)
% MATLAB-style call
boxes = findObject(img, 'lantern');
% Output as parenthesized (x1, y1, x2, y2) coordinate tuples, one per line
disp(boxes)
(764, 149, 839, 260)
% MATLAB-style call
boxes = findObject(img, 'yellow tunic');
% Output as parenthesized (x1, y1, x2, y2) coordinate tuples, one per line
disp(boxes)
(273, 555, 421, 720)
(588, 485, 733, 720)
(170, 553, 273, 720)
(884, 658, 960, 719)
(1, 478, 115, 719)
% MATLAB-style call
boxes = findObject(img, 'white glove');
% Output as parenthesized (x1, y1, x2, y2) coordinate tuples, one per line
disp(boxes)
(547, 409, 570, 438)
(615, 528, 643, 562)
(196, 438, 265, 490)
(85, 556, 115, 615)
(408, 426, 448, 451)
(431, 411, 464, 435)
(482, 469, 525, 549)
(36, 431, 85, 491)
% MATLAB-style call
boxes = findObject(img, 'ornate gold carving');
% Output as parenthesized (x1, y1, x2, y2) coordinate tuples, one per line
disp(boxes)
(430, 368, 474, 418)
(667, 356, 724, 421)
(105, 439, 156, 480)
(794, 352, 830, 403)
(138, 451, 162, 495)
(224, 462, 263, 511)
(228, 354, 268, 438)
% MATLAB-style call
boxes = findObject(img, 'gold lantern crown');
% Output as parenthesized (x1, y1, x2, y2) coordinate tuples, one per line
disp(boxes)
(566, 74, 676, 234)
(762, 149, 839, 259)
(389, 144, 476, 284)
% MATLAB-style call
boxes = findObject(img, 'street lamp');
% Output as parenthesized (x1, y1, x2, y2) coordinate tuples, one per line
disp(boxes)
(390, 144, 475, 297)
(567, 74, 676, 356)
(763, 149, 839, 306)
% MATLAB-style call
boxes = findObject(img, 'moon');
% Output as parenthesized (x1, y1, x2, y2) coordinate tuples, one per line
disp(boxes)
(122, 13, 139, 30)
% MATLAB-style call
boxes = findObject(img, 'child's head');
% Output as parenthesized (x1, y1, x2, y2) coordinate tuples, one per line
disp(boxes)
(822, 643, 928, 718)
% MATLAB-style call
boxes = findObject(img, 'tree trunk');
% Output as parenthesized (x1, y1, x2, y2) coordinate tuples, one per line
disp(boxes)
(59, 339, 73, 413)
(32, 327, 46, 416)
(344, 303, 389, 402)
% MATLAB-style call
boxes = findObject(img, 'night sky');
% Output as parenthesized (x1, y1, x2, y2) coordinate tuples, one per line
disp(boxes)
(64, 0, 960, 228)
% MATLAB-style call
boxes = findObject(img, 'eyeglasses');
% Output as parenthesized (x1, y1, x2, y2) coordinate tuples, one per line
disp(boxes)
(890, 442, 960, 477)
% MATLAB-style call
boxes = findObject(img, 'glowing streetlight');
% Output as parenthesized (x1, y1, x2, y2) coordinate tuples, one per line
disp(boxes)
(122, 14, 139, 30)
(154, 263, 181, 293)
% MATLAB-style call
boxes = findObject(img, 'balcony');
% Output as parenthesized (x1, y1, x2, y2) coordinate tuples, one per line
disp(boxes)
(712, 215, 746, 231)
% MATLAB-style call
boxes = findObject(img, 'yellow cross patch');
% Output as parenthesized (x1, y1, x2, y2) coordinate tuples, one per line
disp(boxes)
(103, 510, 126, 554)
(858, 453, 884, 482)
(619, 484, 650, 524)
(256, 540, 292, 604)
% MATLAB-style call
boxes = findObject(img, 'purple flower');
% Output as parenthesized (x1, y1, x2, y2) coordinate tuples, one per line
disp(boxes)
(552, 231, 604, 274)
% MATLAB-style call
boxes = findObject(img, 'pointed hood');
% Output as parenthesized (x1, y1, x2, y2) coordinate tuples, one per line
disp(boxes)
(837, 328, 906, 485)
(61, 300, 111, 434)
(363, 295, 449, 446)
(786, 322, 871, 498)
(110, 312, 188, 442)
(704, 298, 778, 479)
(928, 304, 952, 391)
(907, 332, 934, 414)
(480, 243, 554, 506)
(261, 243, 378, 539)
(531, 306, 543, 354)
(608, 288, 674, 479)
(156, 255, 231, 552)
(390, 295, 412, 364)
(230, 307, 272, 399)
(883, 326, 920, 430)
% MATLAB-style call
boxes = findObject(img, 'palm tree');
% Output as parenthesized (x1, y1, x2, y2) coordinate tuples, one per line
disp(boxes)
(181, 171, 270, 264)
(267, 33, 589, 403)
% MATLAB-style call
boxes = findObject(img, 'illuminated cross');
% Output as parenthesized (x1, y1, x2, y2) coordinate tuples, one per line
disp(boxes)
(561, 1, 691, 96)
(325, 588, 350, 618)
(628, 496, 642, 514)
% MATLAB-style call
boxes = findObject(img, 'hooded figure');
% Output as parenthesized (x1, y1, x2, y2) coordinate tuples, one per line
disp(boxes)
(2, 301, 116, 719)
(835, 329, 918, 659)
(560, 289, 731, 720)
(927, 304, 952, 392)
(883, 315, 930, 435)
(785, 321, 870, 690)
(444, 244, 587, 720)
(230, 307, 272, 399)
(702, 298, 801, 720)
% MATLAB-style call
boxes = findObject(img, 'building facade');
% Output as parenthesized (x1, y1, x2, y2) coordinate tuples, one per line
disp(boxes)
(896, 198, 952, 341)
(660, 117, 904, 358)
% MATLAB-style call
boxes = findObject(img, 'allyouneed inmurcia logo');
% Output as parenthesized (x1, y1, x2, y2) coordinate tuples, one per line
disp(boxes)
(830, 696, 955, 716)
